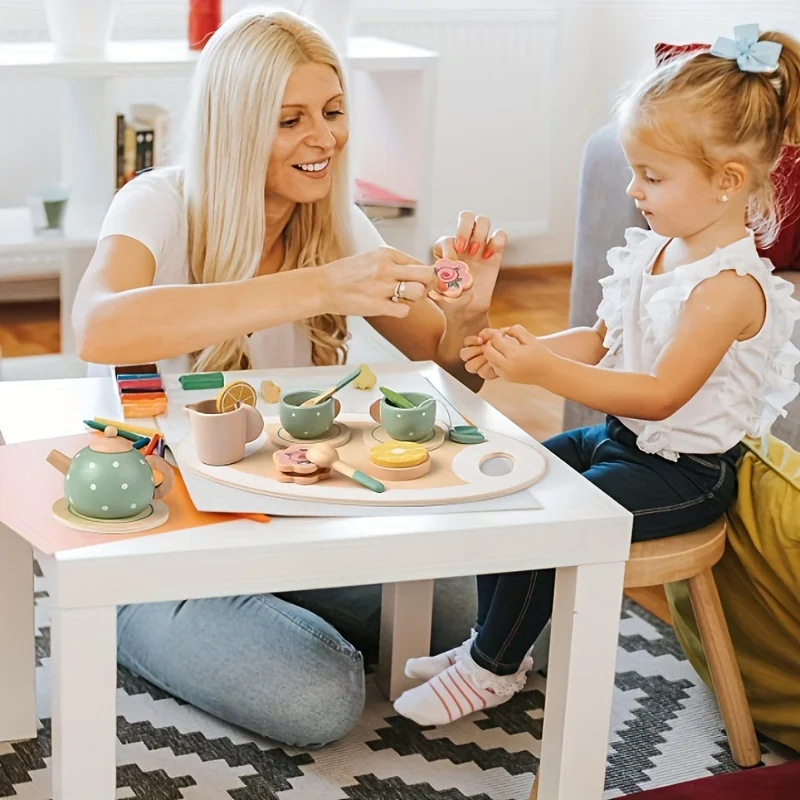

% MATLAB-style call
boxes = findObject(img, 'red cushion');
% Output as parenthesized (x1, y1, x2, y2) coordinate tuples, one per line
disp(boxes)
(653, 43, 800, 270)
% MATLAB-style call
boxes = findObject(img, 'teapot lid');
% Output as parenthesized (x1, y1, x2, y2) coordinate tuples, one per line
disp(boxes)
(88, 426, 134, 454)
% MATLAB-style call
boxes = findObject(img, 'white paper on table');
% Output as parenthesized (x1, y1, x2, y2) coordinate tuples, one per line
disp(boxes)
(159, 370, 543, 517)
(174, 451, 542, 517)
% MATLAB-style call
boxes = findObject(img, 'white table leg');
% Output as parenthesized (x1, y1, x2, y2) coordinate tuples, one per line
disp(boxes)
(377, 580, 434, 701)
(538, 561, 626, 800)
(51, 604, 117, 800)
(0, 523, 36, 742)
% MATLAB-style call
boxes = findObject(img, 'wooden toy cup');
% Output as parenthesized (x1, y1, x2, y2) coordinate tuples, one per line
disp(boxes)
(280, 390, 342, 440)
(370, 392, 437, 442)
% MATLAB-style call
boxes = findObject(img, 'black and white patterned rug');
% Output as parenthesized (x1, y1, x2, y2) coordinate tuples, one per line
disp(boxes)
(0, 569, 790, 799)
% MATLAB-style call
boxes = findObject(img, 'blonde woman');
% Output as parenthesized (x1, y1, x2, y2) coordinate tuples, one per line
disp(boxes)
(72, 8, 506, 746)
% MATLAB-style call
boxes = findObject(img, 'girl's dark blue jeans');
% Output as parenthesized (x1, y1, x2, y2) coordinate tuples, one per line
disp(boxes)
(471, 416, 742, 676)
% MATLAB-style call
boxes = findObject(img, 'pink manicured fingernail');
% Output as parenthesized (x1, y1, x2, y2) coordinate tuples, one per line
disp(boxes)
(482, 247, 494, 260)
(468, 241, 480, 256)
(455, 237, 466, 253)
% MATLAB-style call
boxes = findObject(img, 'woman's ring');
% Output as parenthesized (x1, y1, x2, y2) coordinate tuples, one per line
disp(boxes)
(392, 281, 406, 302)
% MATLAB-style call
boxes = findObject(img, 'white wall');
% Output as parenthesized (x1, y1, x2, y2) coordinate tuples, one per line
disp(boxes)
(1, 1, 799, 268)
(509, 0, 800, 265)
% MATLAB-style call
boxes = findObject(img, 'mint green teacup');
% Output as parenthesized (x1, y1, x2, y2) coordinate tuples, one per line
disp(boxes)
(280, 390, 341, 440)
(380, 391, 437, 442)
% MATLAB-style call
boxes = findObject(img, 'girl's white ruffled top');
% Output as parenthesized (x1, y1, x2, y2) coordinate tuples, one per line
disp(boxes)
(597, 227, 800, 461)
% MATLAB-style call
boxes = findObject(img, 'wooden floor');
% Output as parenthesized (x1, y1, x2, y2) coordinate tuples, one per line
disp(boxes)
(0, 299, 61, 358)
(0, 266, 669, 623)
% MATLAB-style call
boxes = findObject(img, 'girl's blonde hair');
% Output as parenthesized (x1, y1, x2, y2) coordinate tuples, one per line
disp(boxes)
(617, 30, 800, 247)
(180, 7, 354, 372)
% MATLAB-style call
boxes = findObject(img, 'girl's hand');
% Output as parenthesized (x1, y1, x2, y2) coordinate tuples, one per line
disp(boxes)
(430, 211, 507, 321)
(320, 247, 435, 319)
(460, 334, 499, 381)
(482, 324, 553, 384)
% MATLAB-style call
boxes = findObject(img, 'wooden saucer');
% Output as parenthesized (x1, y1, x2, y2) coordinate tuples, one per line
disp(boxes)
(364, 423, 446, 452)
(266, 421, 351, 449)
(52, 497, 169, 533)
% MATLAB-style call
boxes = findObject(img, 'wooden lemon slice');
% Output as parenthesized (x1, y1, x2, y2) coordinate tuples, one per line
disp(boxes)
(367, 458, 432, 482)
(370, 440, 429, 468)
(216, 380, 258, 413)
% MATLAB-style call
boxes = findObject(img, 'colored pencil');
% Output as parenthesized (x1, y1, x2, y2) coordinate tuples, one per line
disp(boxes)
(118, 391, 167, 401)
(92, 418, 159, 437)
(143, 433, 160, 457)
(122, 405, 167, 419)
(83, 419, 140, 441)
(179, 372, 225, 390)
(113, 363, 159, 377)
(118, 379, 163, 392)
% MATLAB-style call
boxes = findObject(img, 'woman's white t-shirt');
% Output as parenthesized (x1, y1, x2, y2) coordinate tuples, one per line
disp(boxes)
(93, 167, 386, 376)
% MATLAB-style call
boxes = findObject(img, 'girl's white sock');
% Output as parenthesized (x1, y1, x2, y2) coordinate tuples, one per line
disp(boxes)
(394, 649, 532, 727)
(404, 629, 477, 681)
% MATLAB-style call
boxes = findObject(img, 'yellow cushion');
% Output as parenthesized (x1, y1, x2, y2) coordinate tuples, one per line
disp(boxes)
(665, 433, 800, 752)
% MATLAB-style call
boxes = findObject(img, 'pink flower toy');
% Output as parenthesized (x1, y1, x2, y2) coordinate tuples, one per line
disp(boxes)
(432, 258, 473, 299)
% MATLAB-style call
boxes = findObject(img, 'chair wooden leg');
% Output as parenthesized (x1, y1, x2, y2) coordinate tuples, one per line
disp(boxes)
(528, 771, 539, 800)
(687, 569, 761, 767)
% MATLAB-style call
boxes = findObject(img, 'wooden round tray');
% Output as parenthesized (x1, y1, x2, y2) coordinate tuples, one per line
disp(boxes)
(178, 413, 546, 507)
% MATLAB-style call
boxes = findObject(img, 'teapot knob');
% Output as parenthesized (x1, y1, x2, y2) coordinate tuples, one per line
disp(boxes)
(104, 426, 118, 438)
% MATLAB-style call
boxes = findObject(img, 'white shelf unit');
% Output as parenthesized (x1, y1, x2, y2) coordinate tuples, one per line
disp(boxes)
(0, 36, 438, 355)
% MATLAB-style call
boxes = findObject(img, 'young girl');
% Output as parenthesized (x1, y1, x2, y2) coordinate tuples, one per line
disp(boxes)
(393, 24, 800, 726)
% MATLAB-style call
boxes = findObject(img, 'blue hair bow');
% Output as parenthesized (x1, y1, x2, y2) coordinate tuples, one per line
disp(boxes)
(710, 23, 782, 73)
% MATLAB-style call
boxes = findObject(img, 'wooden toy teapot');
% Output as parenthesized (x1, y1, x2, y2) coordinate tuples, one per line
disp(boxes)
(47, 426, 174, 520)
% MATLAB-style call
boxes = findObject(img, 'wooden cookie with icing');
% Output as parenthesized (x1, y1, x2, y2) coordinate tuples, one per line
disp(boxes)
(432, 258, 473, 298)
(273, 444, 331, 484)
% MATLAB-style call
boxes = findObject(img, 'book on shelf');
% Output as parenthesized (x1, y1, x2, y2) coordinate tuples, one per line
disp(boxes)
(354, 179, 415, 221)
(114, 104, 171, 191)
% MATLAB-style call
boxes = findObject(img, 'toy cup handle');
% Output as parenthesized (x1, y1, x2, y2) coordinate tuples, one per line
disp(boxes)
(333, 398, 342, 418)
(146, 454, 175, 500)
(243, 405, 265, 443)
(369, 399, 381, 424)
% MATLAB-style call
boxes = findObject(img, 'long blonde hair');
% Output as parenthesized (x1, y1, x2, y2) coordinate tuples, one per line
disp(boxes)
(180, 7, 354, 372)
(617, 30, 800, 247)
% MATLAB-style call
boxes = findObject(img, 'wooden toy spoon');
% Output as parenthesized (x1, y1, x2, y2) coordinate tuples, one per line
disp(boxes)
(306, 444, 386, 493)
(300, 367, 362, 407)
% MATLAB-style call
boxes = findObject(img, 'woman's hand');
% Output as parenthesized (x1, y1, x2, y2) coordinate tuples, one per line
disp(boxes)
(319, 247, 436, 318)
(430, 211, 507, 322)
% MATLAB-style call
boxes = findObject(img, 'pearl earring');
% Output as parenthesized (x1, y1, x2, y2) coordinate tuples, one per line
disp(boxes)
(721, 194, 729, 202)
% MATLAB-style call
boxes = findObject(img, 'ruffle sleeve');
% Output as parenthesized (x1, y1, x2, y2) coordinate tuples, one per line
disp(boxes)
(751, 270, 800, 436)
(644, 246, 755, 342)
(597, 226, 662, 359)
(643, 250, 800, 439)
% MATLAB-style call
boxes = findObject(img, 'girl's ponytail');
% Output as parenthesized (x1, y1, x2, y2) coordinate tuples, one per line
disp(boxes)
(760, 31, 800, 146)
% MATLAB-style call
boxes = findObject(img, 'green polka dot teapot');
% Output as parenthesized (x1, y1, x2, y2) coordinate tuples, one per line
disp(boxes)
(47, 426, 174, 520)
